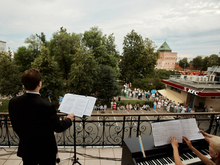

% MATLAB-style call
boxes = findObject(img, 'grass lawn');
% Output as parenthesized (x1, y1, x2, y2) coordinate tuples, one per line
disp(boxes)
(0, 99, 9, 112)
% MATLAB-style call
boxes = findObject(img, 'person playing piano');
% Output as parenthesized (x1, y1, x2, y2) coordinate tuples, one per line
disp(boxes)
(169, 130, 220, 165)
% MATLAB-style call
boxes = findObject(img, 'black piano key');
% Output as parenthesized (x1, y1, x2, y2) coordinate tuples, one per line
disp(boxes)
(179, 153, 188, 160)
(200, 150, 207, 155)
(166, 157, 174, 163)
(158, 158, 168, 165)
(153, 159, 162, 165)
(147, 160, 155, 165)
(169, 156, 174, 161)
(190, 151, 197, 158)
(185, 153, 193, 159)
(182, 153, 190, 161)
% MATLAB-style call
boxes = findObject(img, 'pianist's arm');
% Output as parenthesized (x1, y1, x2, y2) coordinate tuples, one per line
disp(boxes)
(183, 136, 215, 165)
(169, 136, 186, 165)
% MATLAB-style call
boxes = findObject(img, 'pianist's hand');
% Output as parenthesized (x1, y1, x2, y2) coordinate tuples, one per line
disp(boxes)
(169, 136, 179, 148)
(183, 136, 193, 149)
(199, 130, 214, 143)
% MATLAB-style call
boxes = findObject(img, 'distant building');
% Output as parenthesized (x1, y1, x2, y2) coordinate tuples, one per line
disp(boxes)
(159, 66, 220, 112)
(0, 40, 6, 52)
(155, 41, 177, 70)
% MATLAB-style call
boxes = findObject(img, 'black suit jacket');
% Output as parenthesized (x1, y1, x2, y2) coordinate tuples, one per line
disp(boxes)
(9, 93, 72, 160)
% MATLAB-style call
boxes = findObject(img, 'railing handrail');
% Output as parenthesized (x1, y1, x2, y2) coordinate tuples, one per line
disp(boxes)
(1, 112, 220, 117)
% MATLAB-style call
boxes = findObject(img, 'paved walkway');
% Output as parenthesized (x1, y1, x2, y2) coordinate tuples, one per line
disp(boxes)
(0, 147, 122, 165)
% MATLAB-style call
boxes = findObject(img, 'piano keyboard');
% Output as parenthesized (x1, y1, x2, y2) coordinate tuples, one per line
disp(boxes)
(137, 149, 211, 165)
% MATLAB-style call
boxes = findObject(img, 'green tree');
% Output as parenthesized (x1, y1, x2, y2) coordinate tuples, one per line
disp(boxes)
(68, 44, 98, 95)
(83, 27, 120, 68)
(192, 56, 203, 70)
(0, 52, 22, 97)
(156, 69, 171, 79)
(94, 65, 119, 101)
(202, 56, 209, 71)
(132, 77, 165, 91)
(119, 30, 159, 83)
(25, 34, 43, 59)
(207, 54, 219, 67)
(31, 47, 63, 101)
(179, 57, 189, 69)
(49, 27, 81, 81)
(36, 32, 47, 46)
(14, 46, 34, 72)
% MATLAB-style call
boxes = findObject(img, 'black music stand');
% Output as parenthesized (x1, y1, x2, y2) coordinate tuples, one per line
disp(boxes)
(56, 117, 84, 165)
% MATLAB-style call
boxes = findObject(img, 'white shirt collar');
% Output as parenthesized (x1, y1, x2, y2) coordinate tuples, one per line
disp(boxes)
(26, 91, 41, 95)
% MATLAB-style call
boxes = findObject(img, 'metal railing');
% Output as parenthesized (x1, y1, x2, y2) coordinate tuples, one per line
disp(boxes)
(0, 112, 219, 147)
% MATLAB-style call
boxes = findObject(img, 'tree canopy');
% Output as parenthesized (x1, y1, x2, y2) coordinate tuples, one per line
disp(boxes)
(119, 30, 159, 83)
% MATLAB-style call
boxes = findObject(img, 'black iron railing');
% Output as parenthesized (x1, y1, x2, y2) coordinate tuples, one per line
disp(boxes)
(0, 112, 219, 147)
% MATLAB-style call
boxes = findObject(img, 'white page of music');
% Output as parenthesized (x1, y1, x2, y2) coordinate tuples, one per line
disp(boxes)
(58, 94, 90, 118)
(72, 94, 96, 116)
(152, 120, 182, 147)
(180, 118, 204, 140)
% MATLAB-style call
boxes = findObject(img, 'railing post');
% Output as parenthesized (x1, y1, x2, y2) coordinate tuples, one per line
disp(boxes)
(136, 116, 140, 137)
(102, 117, 106, 147)
(129, 116, 132, 138)
(214, 117, 218, 135)
(82, 117, 86, 147)
(122, 116, 125, 144)
(5, 117, 10, 147)
(207, 114, 215, 134)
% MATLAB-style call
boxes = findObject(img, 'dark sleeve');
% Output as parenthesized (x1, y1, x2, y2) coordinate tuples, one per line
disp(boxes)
(47, 104, 72, 133)
(8, 99, 20, 137)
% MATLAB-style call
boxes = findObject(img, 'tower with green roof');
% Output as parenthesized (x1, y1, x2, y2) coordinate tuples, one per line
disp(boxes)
(156, 40, 177, 70)
(158, 41, 172, 52)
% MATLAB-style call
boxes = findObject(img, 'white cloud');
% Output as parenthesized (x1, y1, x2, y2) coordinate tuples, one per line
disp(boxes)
(0, 0, 219, 57)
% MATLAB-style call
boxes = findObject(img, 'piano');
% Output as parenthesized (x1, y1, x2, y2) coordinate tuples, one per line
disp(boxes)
(122, 135, 212, 165)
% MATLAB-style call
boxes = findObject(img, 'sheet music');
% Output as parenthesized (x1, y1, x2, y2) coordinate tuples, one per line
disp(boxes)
(58, 94, 96, 118)
(152, 118, 204, 147)
(152, 120, 182, 147)
(180, 118, 204, 140)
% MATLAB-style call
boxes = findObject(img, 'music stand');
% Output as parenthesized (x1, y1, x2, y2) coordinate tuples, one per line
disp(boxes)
(56, 118, 81, 165)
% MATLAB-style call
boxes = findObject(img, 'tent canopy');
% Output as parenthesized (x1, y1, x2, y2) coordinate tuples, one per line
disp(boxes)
(158, 89, 184, 103)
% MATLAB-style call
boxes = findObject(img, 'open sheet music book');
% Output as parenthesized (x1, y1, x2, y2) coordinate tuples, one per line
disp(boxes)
(151, 118, 204, 147)
(58, 94, 96, 118)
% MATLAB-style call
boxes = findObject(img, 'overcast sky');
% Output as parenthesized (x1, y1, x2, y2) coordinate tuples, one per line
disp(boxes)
(1, 0, 220, 58)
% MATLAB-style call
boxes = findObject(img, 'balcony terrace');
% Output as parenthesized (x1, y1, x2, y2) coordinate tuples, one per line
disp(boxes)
(0, 96, 220, 165)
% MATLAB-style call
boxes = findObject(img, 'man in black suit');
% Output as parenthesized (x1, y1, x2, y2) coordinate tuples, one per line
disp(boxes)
(9, 68, 75, 165)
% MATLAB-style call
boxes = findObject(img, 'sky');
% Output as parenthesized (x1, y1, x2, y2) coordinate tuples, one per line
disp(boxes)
(0, 0, 220, 58)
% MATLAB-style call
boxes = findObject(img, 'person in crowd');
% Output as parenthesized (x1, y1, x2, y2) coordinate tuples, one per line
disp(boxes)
(93, 105, 97, 110)
(100, 105, 104, 111)
(166, 104, 170, 112)
(113, 101, 116, 110)
(153, 101, 156, 110)
(8, 68, 75, 165)
(111, 100, 113, 110)
(170, 130, 220, 165)
(176, 105, 181, 113)
(104, 104, 107, 111)
(142, 105, 146, 110)
(96, 104, 100, 111)
(133, 104, 137, 110)
(126, 104, 129, 110)
(129, 104, 132, 110)
(157, 101, 161, 110)
(204, 104, 208, 112)
(137, 104, 140, 110)
(181, 106, 186, 113)
(209, 106, 213, 112)
(146, 104, 150, 111)
(188, 107, 192, 113)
